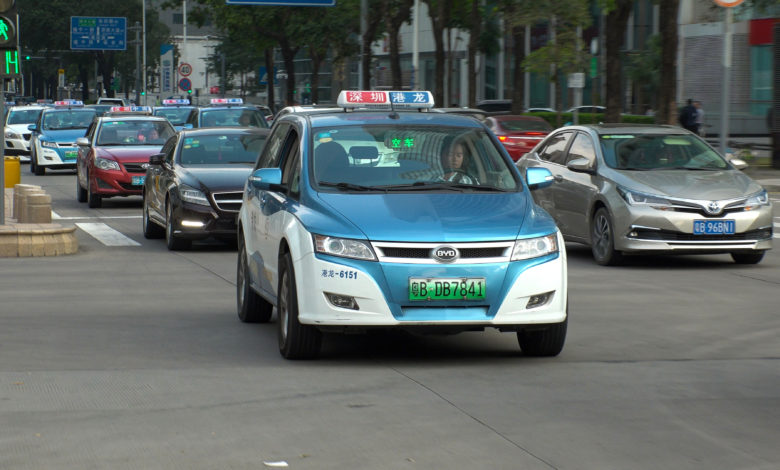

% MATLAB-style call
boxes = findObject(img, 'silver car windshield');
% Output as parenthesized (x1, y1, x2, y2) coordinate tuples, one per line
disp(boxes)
(311, 125, 519, 191)
(600, 134, 729, 171)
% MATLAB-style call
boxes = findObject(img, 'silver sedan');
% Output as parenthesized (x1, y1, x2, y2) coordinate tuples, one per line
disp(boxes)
(517, 124, 773, 265)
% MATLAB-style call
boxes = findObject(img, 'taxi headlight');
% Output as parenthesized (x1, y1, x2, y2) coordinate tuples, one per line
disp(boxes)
(511, 233, 558, 261)
(617, 186, 672, 209)
(314, 234, 377, 261)
(41, 140, 58, 148)
(180, 184, 210, 206)
(5, 130, 20, 139)
(744, 190, 769, 211)
(95, 157, 120, 171)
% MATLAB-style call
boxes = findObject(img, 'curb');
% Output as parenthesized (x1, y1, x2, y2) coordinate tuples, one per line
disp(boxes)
(0, 223, 79, 257)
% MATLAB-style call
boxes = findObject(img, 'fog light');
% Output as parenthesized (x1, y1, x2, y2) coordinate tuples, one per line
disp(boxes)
(325, 292, 359, 310)
(629, 230, 638, 237)
(526, 291, 554, 309)
(181, 220, 205, 228)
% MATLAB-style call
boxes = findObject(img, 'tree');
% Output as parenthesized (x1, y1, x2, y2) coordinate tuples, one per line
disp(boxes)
(656, 0, 679, 125)
(603, 0, 632, 122)
(382, 0, 414, 89)
(423, 0, 451, 103)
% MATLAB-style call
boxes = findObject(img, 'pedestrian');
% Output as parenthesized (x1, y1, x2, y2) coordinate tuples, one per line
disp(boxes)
(678, 99, 698, 133)
(694, 101, 705, 136)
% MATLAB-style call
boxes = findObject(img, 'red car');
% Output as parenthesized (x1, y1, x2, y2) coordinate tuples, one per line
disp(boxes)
(485, 115, 553, 161)
(76, 115, 176, 208)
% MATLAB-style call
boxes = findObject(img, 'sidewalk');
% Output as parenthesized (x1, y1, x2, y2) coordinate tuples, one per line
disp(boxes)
(1, 187, 79, 257)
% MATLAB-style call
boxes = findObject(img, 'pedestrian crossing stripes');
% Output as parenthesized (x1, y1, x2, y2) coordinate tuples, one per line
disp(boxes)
(52, 211, 141, 220)
(75, 222, 141, 247)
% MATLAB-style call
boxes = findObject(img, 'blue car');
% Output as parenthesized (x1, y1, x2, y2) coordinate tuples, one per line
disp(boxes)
(29, 100, 96, 175)
(237, 90, 567, 359)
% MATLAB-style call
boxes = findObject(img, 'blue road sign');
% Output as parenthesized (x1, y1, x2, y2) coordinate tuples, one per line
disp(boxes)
(70, 17, 127, 51)
(226, 0, 335, 6)
(258, 66, 278, 85)
(178, 78, 192, 92)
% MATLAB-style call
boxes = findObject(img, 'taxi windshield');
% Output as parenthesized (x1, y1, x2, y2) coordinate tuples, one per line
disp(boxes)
(8, 109, 43, 125)
(179, 133, 267, 165)
(41, 110, 96, 130)
(154, 107, 193, 125)
(97, 120, 175, 146)
(600, 134, 729, 171)
(311, 125, 519, 191)
(201, 109, 269, 128)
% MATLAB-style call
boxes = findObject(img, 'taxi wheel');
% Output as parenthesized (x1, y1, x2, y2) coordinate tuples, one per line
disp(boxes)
(517, 316, 567, 357)
(87, 173, 102, 208)
(29, 152, 37, 173)
(731, 251, 765, 264)
(165, 199, 191, 250)
(142, 196, 164, 239)
(236, 233, 272, 323)
(591, 208, 623, 266)
(278, 252, 322, 359)
(76, 174, 87, 203)
(33, 158, 45, 176)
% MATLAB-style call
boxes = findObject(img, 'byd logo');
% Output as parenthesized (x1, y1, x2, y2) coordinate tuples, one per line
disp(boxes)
(432, 245, 459, 263)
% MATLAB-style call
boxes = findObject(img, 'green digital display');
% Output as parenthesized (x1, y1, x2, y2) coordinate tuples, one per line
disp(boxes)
(1, 49, 19, 76)
(387, 136, 415, 150)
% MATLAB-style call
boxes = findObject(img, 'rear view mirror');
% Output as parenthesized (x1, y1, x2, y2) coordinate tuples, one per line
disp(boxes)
(27, 124, 37, 132)
(566, 157, 596, 174)
(75, 137, 90, 146)
(148, 153, 164, 166)
(525, 167, 554, 190)
(249, 168, 282, 190)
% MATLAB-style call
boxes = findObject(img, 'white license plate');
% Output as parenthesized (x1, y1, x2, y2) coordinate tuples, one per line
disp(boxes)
(131, 175, 145, 186)
(693, 220, 735, 235)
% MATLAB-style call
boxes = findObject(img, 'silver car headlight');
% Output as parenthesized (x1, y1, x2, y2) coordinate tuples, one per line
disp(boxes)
(5, 130, 20, 139)
(617, 186, 673, 210)
(95, 157, 120, 171)
(744, 190, 769, 211)
(511, 233, 559, 261)
(314, 234, 377, 261)
(180, 184, 210, 206)
(41, 140, 58, 148)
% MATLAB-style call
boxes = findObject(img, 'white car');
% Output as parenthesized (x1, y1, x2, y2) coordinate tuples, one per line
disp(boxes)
(4, 105, 45, 162)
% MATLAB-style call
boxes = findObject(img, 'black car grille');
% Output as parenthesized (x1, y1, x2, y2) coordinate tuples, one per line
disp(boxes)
(379, 247, 507, 259)
(123, 163, 147, 173)
(212, 192, 243, 212)
(631, 228, 772, 241)
(23, 133, 31, 141)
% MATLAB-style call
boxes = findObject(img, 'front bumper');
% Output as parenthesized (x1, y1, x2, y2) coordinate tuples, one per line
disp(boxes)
(612, 202, 773, 253)
(5, 136, 31, 160)
(169, 201, 238, 240)
(293, 234, 568, 329)
(91, 166, 146, 197)
(37, 144, 78, 168)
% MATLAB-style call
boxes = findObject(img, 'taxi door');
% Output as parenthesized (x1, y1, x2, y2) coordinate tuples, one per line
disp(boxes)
(549, 132, 599, 242)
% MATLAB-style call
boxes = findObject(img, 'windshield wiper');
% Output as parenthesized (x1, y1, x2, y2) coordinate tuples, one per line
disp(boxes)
(319, 181, 379, 191)
(618, 166, 651, 171)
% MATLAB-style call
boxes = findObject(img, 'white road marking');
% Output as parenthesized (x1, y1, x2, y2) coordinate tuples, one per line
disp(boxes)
(75, 222, 141, 246)
(52, 210, 141, 220)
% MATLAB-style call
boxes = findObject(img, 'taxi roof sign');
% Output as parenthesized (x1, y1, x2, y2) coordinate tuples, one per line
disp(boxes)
(210, 98, 243, 106)
(54, 100, 84, 108)
(109, 106, 152, 114)
(162, 99, 191, 106)
(336, 90, 434, 109)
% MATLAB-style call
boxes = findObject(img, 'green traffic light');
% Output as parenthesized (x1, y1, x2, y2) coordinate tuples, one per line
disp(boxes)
(25, 55, 30, 60)
(141, 91, 145, 96)
(187, 89, 192, 94)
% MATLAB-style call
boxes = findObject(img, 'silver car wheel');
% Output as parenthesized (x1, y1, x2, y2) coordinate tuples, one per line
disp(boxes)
(279, 271, 290, 343)
(592, 212, 611, 258)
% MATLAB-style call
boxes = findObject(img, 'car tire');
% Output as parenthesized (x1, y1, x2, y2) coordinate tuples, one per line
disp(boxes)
(87, 173, 102, 208)
(731, 251, 765, 265)
(277, 252, 322, 359)
(591, 207, 623, 266)
(33, 157, 45, 175)
(517, 315, 567, 357)
(142, 194, 164, 239)
(165, 199, 190, 250)
(76, 173, 87, 203)
(29, 151, 37, 174)
(236, 233, 273, 323)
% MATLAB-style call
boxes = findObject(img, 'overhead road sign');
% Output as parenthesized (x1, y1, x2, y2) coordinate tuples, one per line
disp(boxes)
(226, 0, 336, 6)
(70, 17, 127, 51)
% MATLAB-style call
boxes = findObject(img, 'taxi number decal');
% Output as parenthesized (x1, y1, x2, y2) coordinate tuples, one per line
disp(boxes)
(321, 269, 358, 280)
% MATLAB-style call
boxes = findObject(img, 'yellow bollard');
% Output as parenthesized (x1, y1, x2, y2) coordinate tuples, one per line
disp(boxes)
(4, 156, 21, 188)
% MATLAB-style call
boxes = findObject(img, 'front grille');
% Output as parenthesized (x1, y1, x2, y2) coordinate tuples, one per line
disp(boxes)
(123, 163, 147, 173)
(373, 241, 515, 264)
(23, 133, 31, 141)
(630, 228, 772, 242)
(212, 191, 243, 212)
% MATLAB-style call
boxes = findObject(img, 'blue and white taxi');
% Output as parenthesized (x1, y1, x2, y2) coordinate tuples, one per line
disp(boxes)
(152, 99, 196, 132)
(237, 91, 567, 359)
(28, 100, 97, 175)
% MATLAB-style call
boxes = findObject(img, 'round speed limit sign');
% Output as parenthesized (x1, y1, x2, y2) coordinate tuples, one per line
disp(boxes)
(178, 63, 192, 77)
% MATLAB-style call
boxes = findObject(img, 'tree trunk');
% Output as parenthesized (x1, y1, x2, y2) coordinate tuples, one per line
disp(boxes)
(361, 14, 382, 90)
(467, 0, 481, 107)
(511, 24, 525, 114)
(265, 48, 275, 112)
(657, 0, 679, 125)
(389, 26, 403, 88)
(79, 64, 89, 102)
(604, 0, 632, 122)
(311, 50, 322, 104)
(279, 40, 297, 106)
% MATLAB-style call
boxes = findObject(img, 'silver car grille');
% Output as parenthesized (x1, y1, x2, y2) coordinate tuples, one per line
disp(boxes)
(371, 241, 514, 265)
(211, 191, 243, 212)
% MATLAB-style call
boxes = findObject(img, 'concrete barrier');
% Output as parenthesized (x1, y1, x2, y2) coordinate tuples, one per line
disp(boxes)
(25, 193, 53, 223)
(13, 184, 41, 220)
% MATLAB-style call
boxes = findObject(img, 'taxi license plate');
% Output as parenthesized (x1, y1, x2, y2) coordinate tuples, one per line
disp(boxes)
(409, 278, 485, 301)
(64, 150, 78, 161)
(131, 175, 145, 186)
(693, 220, 735, 235)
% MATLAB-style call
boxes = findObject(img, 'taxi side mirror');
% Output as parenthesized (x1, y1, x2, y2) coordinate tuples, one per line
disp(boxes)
(75, 137, 90, 146)
(525, 167, 554, 190)
(27, 124, 37, 132)
(148, 153, 164, 166)
(249, 168, 283, 191)
(184, 123, 193, 129)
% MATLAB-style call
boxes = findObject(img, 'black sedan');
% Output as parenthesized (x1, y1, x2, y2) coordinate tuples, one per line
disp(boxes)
(142, 127, 269, 250)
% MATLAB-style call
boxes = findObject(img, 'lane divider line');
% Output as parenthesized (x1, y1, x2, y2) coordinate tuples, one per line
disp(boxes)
(75, 222, 141, 247)
(55, 215, 142, 220)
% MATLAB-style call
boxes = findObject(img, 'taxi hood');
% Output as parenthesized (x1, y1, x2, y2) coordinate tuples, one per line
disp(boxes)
(315, 192, 533, 242)
(97, 146, 163, 161)
(182, 166, 254, 193)
(41, 129, 88, 143)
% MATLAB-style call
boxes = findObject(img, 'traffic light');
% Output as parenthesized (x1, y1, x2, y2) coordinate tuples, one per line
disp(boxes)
(187, 88, 192, 94)
(24, 55, 30, 60)
(0, 0, 20, 77)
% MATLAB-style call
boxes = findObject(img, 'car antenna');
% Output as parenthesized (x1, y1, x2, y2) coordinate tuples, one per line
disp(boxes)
(388, 94, 399, 120)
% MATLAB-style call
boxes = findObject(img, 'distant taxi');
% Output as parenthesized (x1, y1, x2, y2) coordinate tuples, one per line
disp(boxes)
(153, 99, 196, 132)
(75, 108, 175, 208)
(237, 90, 567, 359)
(28, 100, 97, 175)
(184, 98, 269, 129)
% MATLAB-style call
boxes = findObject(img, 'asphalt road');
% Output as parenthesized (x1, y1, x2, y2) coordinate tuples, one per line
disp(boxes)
(2, 168, 779, 470)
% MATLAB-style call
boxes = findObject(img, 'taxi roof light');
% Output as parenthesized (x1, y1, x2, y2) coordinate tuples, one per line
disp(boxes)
(210, 98, 243, 106)
(109, 106, 152, 114)
(336, 90, 434, 110)
(162, 99, 190, 106)
(53, 100, 84, 108)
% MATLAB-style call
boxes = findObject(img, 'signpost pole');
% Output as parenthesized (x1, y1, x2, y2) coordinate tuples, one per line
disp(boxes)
(719, 7, 732, 155)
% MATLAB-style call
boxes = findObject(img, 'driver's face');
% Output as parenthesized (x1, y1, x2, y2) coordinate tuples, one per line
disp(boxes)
(445, 144, 466, 168)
